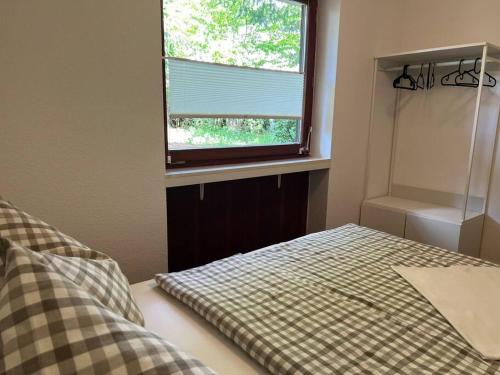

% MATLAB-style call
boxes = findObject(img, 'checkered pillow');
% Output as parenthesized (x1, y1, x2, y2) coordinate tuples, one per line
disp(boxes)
(0, 239, 215, 375)
(0, 198, 101, 255)
(0, 198, 144, 326)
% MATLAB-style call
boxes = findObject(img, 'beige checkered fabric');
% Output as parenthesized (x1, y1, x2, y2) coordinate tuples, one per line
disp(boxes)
(157, 224, 500, 375)
(0, 198, 144, 326)
(0, 239, 215, 375)
(0, 199, 95, 254)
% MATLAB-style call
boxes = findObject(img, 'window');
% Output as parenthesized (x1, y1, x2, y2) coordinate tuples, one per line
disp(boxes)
(162, 0, 317, 167)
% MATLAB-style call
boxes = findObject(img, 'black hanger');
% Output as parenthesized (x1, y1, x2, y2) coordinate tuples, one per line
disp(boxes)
(441, 59, 467, 86)
(441, 58, 496, 88)
(470, 58, 496, 88)
(393, 65, 417, 90)
(455, 59, 479, 87)
(416, 64, 425, 89)
(426, 62, 435, 90)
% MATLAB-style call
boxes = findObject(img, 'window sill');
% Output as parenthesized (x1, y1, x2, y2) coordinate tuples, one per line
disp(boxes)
(165, 157, 331, 188)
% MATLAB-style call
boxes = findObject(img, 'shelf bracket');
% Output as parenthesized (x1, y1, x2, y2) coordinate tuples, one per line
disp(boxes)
(199, 183, 205, 201)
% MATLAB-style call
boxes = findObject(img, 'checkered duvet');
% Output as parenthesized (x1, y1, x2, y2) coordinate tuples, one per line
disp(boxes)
(1, 239, 216, 375)
(157, 224, 500, 375)
(0, 197, 215, 375)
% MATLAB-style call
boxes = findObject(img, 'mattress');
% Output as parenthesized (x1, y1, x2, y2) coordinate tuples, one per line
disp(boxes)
(156, 224, 500, 375)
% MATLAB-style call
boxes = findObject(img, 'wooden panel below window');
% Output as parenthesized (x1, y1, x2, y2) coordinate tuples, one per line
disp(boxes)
(167, 172, 309, 272)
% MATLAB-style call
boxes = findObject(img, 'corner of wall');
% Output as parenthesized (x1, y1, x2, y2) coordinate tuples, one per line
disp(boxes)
(322, 0, 403, 229)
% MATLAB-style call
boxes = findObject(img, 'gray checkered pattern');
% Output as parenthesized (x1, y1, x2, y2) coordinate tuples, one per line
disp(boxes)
(0, 199, 94, 254)
(0, 239, 215, 375)
(0, 198, 144, 326)
(157, 224, 500, 375)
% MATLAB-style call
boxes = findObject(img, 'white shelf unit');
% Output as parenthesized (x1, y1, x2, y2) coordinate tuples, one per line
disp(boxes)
(361, 43, 500, 257)
(361, 196, 484, 256)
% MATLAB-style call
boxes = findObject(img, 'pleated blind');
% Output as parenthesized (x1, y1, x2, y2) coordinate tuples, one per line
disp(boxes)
(167, 58, 304, 119)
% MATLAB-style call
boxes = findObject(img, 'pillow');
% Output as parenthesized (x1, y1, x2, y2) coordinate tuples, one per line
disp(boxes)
(0, 198, 101, 256)
(0, 198, 144, 326)
(0, 239, 215, 375)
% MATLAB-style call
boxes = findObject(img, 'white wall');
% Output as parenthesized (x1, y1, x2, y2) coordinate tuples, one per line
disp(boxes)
(310, 0, 340, 160)
(395, 0, 500, 49)
(307, 0, 340, 234)
(323, 0, 402, 228)
(393, 74, 500, 199)
(394, 85, 477, 194)
(0, 0, 167, 283)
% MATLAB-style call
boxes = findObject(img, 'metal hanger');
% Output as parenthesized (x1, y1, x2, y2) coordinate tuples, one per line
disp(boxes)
(393, 65, 417, 90)
(470, 58, 496, 88)
(455, 59, 479, 87)
(426, 62, 435, 90)
(416, 64, 425, 89)
(441, 59, 467, 86)
(441, 58, 496, 88)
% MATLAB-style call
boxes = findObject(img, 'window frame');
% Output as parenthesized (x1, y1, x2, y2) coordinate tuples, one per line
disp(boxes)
(161, 0, 318, 168)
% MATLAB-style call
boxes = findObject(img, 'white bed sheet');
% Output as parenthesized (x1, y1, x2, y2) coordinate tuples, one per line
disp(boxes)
(131, 280, 268, 375)
(393, 266, 500, 360)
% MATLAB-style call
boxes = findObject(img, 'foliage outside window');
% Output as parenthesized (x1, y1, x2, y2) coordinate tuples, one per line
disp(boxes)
(162, 0, 316, 166)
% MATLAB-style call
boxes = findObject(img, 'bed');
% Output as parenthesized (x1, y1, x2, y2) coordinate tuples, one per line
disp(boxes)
(136, 224, 500, 374)
(131, 280, 268, 374)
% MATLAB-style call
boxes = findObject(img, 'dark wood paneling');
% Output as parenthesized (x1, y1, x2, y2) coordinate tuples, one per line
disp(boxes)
(255, 175, 282, 248)
(227, 177, 260, 254)
(199, 181, 230, 264)
(166, 184, 200, 272)
(281, 172, 309, 240)
(167, 172, 309, 272)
